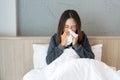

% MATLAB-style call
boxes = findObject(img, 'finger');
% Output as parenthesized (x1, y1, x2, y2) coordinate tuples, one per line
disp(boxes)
(66, 31, 70, 36)
(63, 32, 67, 37)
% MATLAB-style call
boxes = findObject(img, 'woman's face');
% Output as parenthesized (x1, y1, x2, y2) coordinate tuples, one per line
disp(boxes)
(64, 18, 77, 34)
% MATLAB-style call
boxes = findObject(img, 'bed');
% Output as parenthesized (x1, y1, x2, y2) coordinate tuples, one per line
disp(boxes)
(23, 43, 120, 80)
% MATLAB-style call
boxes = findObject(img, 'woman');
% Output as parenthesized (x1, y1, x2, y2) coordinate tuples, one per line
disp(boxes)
(46, 9, 94, 64)
(45, 10, 120, 80)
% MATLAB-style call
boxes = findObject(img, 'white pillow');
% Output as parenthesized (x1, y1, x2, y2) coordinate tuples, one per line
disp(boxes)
(33, 44, 49, 69)
(91, 44, 103, 61)
(32, 44, 103, 69)
(117, 70, 120, 75)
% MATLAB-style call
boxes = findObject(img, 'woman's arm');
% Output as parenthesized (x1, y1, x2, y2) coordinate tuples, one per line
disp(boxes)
(46, 34, 64, 64)
(72, 32, 95, 59)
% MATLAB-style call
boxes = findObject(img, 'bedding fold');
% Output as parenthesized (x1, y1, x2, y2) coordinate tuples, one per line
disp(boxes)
(44, 48, 120, 80)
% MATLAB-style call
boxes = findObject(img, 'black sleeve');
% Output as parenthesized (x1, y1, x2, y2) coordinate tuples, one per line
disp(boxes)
(72, 32, 95, 59)
(46, 34, 65, 64)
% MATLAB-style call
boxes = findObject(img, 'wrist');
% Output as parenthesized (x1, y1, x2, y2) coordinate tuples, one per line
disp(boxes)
(60, 43, 65, 47)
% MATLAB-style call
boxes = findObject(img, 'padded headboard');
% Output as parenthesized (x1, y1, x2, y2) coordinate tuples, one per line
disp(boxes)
(0, 36, 120, 80)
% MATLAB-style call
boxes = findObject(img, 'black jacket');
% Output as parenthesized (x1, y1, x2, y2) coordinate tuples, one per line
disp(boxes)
(46, 31, 95, 64)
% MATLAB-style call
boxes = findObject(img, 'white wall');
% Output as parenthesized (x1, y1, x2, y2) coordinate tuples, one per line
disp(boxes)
(0, 0, 120, 36)
(18, 0, 120, 36)
(0, 0, 17, 36)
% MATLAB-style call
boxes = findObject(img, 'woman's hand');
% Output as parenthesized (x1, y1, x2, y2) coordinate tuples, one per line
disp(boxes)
(60, 32, 68, 46)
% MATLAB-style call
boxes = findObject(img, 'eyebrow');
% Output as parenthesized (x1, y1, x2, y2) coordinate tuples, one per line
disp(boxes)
(65, 24, 76, 26)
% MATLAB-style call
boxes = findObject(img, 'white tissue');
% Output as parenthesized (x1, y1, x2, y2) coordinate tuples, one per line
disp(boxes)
(65, 29, 78, 46)
(65, 35, 73, 46)
(68, 29, 78, 38)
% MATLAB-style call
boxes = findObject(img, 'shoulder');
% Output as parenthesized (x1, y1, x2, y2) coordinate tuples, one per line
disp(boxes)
(51, 33, 57, 40)
(50, 33, 58, 44)
(82, 31, 87, 38)
(81, 31, 89, 41)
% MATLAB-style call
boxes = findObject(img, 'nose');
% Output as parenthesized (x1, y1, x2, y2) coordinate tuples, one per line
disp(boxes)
(68, 26, 72, 29)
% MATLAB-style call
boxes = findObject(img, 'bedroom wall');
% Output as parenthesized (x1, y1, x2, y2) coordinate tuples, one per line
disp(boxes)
(0, 0, 17, 36)
(18, 0, 120, 36)
(0, 0, 120, 36)
(0, 36, 120, 80)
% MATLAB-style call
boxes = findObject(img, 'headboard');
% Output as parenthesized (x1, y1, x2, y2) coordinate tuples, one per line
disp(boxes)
(0, 36, 120, 80)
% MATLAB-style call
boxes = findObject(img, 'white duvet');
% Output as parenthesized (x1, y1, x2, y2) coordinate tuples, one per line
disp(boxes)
(23, 48, 120, 80)
(44, 48, 120, 80)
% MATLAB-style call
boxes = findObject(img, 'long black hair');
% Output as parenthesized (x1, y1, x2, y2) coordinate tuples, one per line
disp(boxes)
(57, 9, 82, 44)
